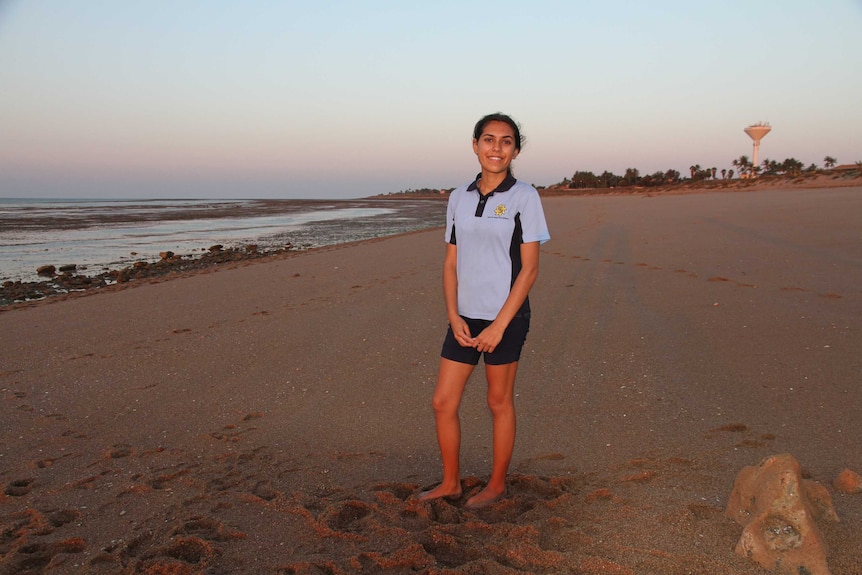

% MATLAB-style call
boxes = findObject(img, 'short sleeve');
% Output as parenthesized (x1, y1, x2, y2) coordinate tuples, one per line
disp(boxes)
(444, 187, 462, 244)
(518, 186, 550, 244)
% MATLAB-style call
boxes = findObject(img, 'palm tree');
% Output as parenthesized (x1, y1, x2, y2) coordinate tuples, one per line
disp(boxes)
(761, 158, 779, 176)
(824, 156, 837, 169)
(624, 168, 640, 186)
(782, 158, 804, 176)
(732, 156, 751, 178)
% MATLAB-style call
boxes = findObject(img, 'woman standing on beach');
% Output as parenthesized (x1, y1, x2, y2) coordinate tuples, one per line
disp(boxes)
(419, 113, 550, 509)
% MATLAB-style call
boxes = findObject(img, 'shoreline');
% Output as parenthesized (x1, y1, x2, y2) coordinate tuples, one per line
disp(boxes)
(0, 197, 447, 307)
(4, 176, 860, 309)
(0, 225, 446, 310)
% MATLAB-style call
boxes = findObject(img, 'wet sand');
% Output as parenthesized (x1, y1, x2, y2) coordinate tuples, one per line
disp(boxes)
(1, 187, 861, 574)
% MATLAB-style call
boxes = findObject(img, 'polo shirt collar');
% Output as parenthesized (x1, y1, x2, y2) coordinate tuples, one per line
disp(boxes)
(467, 172, 517, 196)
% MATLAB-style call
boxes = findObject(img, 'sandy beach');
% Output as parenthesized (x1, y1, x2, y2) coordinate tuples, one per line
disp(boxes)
(2, 186, 861, 574)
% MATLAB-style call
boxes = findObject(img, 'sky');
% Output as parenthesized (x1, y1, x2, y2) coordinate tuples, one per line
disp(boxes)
(1, 1, 861, 199)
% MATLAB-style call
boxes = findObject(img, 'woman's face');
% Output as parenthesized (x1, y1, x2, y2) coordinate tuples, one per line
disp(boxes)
(473, 120, 519, 176)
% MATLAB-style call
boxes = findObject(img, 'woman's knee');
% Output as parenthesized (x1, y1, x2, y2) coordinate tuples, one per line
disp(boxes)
(485, 393, 514, 416)
(432, 393, 460, 415)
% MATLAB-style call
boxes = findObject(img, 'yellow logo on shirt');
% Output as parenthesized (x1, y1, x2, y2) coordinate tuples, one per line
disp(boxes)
(494, 204, 507, 216)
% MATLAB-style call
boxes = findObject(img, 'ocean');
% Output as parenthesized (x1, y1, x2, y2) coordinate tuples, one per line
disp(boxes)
(0, 197, 447, 284)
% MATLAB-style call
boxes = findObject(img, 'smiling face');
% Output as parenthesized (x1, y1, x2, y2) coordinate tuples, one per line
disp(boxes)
(473, 120, 520, 177)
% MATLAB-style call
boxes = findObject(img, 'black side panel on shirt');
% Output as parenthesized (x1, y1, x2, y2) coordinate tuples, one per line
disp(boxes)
(510, 213, 530, 315)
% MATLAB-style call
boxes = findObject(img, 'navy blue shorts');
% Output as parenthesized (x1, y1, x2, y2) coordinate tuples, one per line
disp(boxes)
(440, 314, 530, 366)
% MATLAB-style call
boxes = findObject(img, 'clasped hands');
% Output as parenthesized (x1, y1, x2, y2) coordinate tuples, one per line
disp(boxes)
(451, 318, 505, 353)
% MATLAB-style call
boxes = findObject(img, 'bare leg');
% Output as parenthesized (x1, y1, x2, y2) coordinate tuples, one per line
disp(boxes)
(466, 361, 518, 508)
(418, 358, 474, 501)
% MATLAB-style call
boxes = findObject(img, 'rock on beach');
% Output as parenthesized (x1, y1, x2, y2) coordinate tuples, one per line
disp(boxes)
(726, 454, 837, 575)
(833, 469, 862, 494)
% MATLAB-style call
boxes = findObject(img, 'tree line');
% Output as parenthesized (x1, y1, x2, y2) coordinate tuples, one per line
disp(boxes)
(384, 155, 856, 196)
(557, 156, 845, 189)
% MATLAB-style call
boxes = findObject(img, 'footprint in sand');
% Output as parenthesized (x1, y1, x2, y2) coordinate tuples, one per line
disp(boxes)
(107, 443, 133, 459)
(707, 423, 776, 449)
(35, 457, 60, 469)
(210, 412, 265, 442)
(4, 539, 86, 573)
(711, 423, 747, 432)
(210, 425, 248, 443)
(173, 516, 247, 542)
(4, 478, 34, 496)
(48, 509, 81, 528)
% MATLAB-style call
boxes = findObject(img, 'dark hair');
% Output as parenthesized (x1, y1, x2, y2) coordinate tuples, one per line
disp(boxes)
(472, 113, 524, 151)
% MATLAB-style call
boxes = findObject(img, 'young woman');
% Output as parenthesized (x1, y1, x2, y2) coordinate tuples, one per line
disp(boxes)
(419, 113, 550, 509)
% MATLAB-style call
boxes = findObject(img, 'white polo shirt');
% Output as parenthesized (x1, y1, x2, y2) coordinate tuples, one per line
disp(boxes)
(445, 173, 550, 321)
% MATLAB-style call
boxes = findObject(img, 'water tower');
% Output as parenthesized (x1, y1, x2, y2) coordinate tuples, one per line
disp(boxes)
(744, 122, 771, 173)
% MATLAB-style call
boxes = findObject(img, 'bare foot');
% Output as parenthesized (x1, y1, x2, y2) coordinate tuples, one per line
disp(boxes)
(465, 486, 506, 509)
(417, 483, 462, 502)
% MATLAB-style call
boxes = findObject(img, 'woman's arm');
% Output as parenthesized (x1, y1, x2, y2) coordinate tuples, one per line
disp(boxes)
(443, 243, 474, 347)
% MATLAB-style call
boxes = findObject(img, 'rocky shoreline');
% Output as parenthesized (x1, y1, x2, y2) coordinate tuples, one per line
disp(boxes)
(0, 197, 450, 308)
(5, 177, 859, 308)
(0, 243, 293, 307)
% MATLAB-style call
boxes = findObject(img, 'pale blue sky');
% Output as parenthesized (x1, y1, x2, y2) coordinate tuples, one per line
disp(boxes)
(1, 1, 860, 198)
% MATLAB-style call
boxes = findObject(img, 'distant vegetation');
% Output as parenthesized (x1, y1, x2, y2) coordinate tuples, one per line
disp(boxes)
(552, 155, 857, 190)
(382, 187, 452, 197)
(379, 156, 861, 197)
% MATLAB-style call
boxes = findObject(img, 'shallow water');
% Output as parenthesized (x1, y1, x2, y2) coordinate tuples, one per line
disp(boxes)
(0, 198, 446, 282)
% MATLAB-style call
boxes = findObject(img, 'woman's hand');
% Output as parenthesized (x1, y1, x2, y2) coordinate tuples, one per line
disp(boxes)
(449, 316, 475, 348)
(474, 321, 505, 353)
